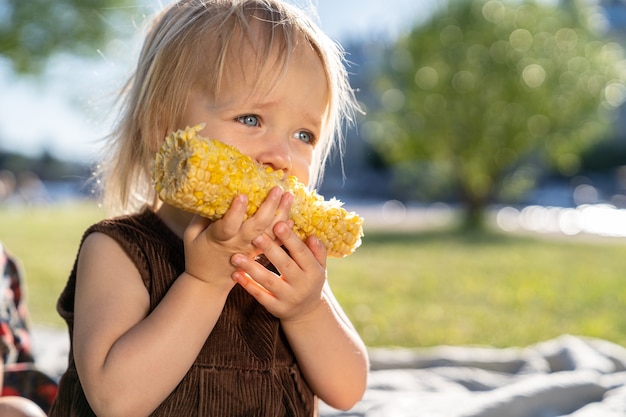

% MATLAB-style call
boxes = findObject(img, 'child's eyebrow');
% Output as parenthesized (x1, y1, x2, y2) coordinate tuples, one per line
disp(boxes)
(301, 112, 324, 132)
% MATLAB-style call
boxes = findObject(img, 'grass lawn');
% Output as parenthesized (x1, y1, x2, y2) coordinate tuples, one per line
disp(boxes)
(329, 229, 626, 348)
(0, 202, 107, 328)
(1, 201, 625, 348)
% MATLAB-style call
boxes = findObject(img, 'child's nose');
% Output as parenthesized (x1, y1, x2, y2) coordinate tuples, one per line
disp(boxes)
(256, 135, 293, 174)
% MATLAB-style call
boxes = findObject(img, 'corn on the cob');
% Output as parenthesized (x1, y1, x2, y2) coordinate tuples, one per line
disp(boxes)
(153, 125, 363, 257)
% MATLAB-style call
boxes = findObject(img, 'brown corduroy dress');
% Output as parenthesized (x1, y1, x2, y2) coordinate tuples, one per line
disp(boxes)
(48, 208, 316, 417)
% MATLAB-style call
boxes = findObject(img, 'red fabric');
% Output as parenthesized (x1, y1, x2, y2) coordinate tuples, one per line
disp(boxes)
(0, 243, 57, 413)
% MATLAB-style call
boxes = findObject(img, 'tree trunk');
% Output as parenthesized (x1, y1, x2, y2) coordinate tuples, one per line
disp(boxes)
(461, 197, 487, 231)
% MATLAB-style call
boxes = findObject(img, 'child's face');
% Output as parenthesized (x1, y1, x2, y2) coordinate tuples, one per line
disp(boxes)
(179, 39, 329, 187)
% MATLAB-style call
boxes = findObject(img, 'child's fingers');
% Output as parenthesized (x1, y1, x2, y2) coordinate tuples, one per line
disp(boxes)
(252, 229, 295, 274)
(232, 269, 275, 298)
(305, 234, 327, 267)
(272, 222, 324, 272)
(243, 187, 292, 240)
(252, 186, 284, 220)
(234, 227, 326, 320)
(274, 191, 293, 222)
(231, 256, 283, 307)
(217, 194, 248, 237)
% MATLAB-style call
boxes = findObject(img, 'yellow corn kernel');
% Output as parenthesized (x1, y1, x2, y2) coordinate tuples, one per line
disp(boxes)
(153, 124, 363, 257)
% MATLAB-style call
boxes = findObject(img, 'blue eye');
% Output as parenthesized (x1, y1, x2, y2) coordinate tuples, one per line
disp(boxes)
(237, 115, 259, 126)
(295, 130, 315, 144)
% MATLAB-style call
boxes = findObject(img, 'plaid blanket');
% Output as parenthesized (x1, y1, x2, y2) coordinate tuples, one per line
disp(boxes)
(0, 242, 57, 413)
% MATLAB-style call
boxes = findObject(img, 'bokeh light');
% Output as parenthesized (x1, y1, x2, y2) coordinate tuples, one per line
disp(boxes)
(496, 203, 626, 237)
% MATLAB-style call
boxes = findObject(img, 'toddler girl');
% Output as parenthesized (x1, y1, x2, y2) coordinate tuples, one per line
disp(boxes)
(49, 1, 368, 416)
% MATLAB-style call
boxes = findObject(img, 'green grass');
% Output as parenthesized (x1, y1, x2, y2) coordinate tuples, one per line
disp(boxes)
(1, 202, 625, 349)
(328, 228, 626, 348)
(0, 202, 106, 327)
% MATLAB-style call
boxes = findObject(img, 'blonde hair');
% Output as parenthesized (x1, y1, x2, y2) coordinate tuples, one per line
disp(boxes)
(99, 0, 359, 214)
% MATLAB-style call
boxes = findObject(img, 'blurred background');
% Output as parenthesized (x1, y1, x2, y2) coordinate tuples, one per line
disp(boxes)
(1, 0, 626, 236)
(1, 0, 626, 350)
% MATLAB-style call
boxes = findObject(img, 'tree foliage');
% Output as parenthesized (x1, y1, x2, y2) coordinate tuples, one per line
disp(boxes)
(0, 0, 131, 73)
(366, 0, 626, 228)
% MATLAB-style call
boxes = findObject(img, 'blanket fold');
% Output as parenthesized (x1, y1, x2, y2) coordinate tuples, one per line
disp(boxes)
(320, 335, 626, 417)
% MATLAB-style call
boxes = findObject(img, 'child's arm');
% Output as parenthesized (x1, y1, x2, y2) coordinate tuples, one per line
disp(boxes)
(231, 221, 369, 411)
(74, 232, 233, 417)
(73, 188, 293, 417)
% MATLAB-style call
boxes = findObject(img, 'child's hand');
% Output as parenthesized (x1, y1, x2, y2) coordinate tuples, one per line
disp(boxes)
(230, 221, 327, 321)
(182, 186, 293, 288)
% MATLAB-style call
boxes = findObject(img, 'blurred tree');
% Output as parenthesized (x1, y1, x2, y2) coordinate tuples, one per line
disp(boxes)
(366, 0, 626, 229)
(0, 0, 132, 73)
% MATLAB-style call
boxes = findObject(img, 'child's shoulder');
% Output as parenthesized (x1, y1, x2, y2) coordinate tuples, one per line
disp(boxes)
(88, 207, 161, 236)
(78, 208, 168, 255)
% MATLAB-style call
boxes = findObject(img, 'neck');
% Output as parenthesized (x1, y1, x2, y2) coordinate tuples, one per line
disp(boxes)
(155, 203, 195, 239)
